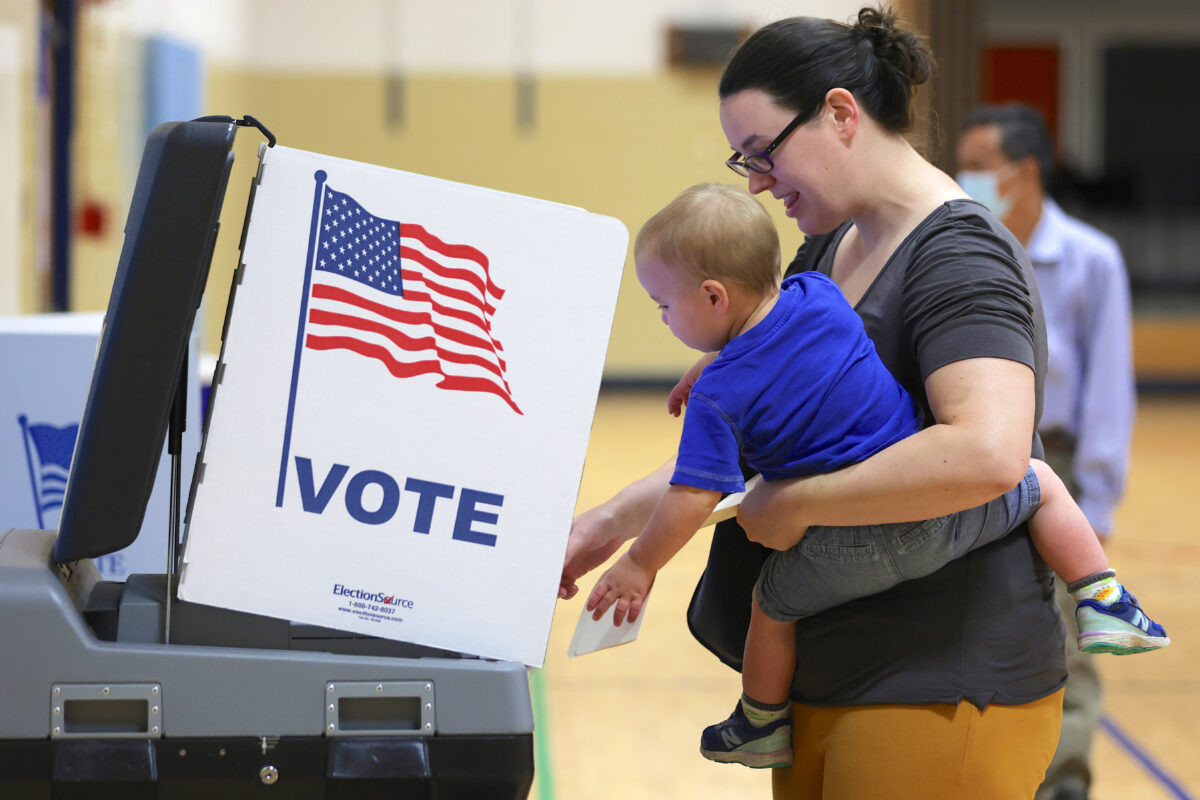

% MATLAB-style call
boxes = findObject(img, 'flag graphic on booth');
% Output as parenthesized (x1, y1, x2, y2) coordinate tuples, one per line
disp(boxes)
(276, 170, 520, 506)
(18, 415, 79, 528)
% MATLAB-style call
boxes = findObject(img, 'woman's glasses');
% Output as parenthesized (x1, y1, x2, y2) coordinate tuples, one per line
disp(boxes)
(725, 110, 808, 177)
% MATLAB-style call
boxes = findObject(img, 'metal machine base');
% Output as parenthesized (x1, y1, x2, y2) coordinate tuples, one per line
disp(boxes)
(0, 529, 534, 798)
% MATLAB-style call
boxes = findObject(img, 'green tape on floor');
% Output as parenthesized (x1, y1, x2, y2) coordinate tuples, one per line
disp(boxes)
(530, 666, 556, 800)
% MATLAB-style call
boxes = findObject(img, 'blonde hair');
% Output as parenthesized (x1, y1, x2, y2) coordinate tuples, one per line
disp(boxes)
(634, 183, 781, 294)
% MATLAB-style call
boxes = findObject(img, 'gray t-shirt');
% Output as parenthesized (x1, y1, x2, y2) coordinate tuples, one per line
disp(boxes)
(784, 200, 1066, 707)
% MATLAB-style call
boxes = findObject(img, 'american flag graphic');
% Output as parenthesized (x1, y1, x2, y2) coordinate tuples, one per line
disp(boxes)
(18, 415, 78, 528)
(304, 184, 521, 414)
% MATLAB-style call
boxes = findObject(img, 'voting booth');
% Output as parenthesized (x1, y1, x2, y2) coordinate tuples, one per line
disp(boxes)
(0, 313, 202, 581)
(0, 117, 625, 797)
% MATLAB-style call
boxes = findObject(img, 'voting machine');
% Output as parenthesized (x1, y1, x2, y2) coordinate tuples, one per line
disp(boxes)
(0, 118, 535, 798)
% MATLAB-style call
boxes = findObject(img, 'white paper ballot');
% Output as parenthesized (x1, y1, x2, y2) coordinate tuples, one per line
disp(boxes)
(566, 474, 762, 657)
(567, 591, 651, 657)
(700, 473, 762, 528)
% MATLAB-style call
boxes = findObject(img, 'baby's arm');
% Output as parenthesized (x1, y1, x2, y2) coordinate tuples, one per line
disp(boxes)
(668, 352, 719, 417)
(587, 483, 721, 624)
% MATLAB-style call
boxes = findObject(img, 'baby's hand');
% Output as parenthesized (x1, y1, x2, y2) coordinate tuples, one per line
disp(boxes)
(666, 381, 691, 418)
(668, 352, 719, 417)
(586, 552, 655, 626)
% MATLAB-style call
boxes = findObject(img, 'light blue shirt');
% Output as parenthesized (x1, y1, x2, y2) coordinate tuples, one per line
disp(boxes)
(1027, 199, 1135, 535)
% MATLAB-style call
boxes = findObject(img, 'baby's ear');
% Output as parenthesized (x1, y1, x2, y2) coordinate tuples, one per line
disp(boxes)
(701, 279, 730, 314)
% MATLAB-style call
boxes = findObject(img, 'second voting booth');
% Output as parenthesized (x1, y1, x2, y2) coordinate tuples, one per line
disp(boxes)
(0, 117, 626, 796)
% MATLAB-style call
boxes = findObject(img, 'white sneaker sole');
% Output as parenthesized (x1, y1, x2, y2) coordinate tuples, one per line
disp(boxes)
(700, 746, 793, 769)
(1078, 630, 1170, 655)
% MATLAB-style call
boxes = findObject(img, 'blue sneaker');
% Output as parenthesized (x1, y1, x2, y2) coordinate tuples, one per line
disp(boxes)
(700, 702, 792, 768)
(1076, 587, 1170, 655)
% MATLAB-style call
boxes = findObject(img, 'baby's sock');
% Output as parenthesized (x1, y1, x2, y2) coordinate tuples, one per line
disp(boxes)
(740, 694, 789, 728)
(1068, 570, 1121, 606)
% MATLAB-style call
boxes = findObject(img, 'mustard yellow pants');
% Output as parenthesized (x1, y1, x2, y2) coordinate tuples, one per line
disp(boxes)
(773, 690, 1064, 800)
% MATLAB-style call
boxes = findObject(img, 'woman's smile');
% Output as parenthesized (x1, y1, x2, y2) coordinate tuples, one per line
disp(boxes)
(781, 191, 800, 216)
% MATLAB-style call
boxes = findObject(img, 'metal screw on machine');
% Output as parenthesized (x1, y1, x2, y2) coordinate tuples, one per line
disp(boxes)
(260, 765, 279, 785)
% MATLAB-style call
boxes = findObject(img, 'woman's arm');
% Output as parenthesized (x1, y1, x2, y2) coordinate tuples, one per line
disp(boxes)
(558, 458, 676, 599)
(738, 357, 1035, 549)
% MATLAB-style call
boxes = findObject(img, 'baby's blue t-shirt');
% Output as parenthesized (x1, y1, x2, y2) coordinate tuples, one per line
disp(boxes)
(671, 272, 921, 493)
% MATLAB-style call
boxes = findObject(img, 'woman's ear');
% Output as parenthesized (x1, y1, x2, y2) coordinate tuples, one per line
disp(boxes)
(701, 279, 730, 314)
(824, 88, 859, 142)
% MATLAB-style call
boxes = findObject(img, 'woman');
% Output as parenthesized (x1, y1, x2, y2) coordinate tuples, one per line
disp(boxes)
(561, 7, 1065, 799)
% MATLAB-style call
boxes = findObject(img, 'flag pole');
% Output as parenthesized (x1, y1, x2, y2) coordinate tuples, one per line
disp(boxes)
(275, 170, 328, 507)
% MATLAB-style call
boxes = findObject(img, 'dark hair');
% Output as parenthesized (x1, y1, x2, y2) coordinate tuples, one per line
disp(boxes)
(962, 103, 1055, 188)
(719, 6, 934, 134)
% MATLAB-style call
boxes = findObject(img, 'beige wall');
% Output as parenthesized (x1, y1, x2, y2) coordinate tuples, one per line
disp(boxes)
(0, 2, 40, 315)
(31, 0, 864, 380)
(53, 3, 1200, 383)
(65, 66, 807, 379)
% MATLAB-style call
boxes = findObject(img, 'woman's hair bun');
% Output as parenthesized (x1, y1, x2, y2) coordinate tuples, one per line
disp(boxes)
(854, 5, 933, 88)
(719, 4, 935, 134)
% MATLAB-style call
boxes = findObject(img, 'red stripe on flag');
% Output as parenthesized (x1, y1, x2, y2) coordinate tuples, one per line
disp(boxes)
(401, 287, 505, 352)
(438, 375, 524, 413)
(307, 334, 441, 378)
(399, 251, 497, 316)
(309, 308, 506, 379)
(306, 334, 523, 414)
(311, 284, 508, 371)
(400, 223, 506, 301)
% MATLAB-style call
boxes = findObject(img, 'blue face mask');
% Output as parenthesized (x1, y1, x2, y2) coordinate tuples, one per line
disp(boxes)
(957, 169, 1013, 219)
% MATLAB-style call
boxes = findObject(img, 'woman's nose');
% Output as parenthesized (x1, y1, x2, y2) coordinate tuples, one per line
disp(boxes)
(747, 171, 773, 195)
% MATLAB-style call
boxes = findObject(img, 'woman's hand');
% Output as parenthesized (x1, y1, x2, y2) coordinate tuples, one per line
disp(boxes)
(558, 459, 676, 600)
(586, 551, 656, 625)
(738, 479, 810, 550)
(559, 504, 629, 600)
(668, 352, 719, 417)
